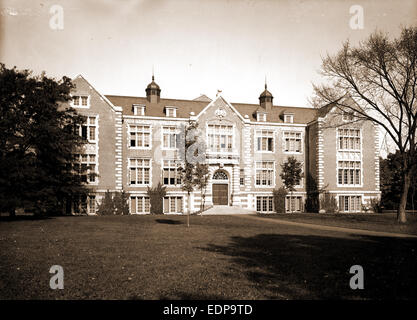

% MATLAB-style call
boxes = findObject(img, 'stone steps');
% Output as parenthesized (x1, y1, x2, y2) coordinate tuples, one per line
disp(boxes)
(201, 205, 256, 215)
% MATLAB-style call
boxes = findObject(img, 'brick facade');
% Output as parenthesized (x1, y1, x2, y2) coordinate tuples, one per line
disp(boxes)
(69, 75, 381, 214)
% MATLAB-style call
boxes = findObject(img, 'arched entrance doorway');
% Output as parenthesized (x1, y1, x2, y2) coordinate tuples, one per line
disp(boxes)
(212, 170, 229, 205)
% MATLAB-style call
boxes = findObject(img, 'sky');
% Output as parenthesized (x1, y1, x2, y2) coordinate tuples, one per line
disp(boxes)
(0, 0, 416, 109)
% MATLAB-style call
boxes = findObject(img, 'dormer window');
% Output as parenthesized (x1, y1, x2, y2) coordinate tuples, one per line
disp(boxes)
(342, 111, 355, 121)
(133, 104, 145, 116)
(72, 95, 89, 108)
(166, 107, 177, 117)
(257, 112, 267, 122)
(284, 113, 294, 123)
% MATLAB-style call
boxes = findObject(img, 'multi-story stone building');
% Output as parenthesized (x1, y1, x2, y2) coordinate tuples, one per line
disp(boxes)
(68, 74, 380, 215)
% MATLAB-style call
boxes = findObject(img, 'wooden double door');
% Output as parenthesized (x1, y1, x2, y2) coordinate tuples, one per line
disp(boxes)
(212, 184, 228, 205)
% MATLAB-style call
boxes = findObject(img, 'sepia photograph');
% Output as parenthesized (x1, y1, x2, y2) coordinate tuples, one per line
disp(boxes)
(0, 0, 416, 312)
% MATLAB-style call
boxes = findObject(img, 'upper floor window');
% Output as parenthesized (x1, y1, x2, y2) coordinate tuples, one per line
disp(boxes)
(129, 125, 151, 148)
(257, 112, 267, 122)
(283, 132, 302, 153)
(133, 104, 145, 116)
(162, 160, 182, 185)
(284, 114, 294, 123)
(129, 158, 150, 185)
(162, 126, 178, 149)
(255, 161, 274, 186)
(73, 153, 97, 184)
(72, 95, 89, 108)
(207, 124, 233, 153)
(338, 129, 360, 151)
(240, 169, 245, 186)
(166, 107, 177, 117)
(338, 161, 361, 185)
(342, 111, 355, 121)
(78, 116, 97, 143)
(256, 130, 274, 152)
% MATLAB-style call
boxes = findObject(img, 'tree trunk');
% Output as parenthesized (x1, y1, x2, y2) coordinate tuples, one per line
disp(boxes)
(187, 192, 190, 227)
(397, 171, 410, 223)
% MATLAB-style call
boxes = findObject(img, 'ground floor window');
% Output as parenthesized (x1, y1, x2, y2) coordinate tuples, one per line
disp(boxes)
(72, 195, 96, 215)
(130, 196, 150, 214)
(286, 196, 303, 213)
(339, 195, 362, 212)
(256, 196, 274, 213)
(163, 196, 183, 213)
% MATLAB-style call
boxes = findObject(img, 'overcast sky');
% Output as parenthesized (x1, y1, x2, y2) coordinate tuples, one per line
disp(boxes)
(1, 0, 416, 108)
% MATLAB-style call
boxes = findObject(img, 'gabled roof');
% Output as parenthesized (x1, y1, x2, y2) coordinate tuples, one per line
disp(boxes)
(105, 94, 317, 124)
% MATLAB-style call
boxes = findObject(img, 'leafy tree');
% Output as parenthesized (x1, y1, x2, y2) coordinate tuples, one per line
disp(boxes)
(311, 26, 417, 223)
(194, 162, 210, 213)
(380, 151, 417, 211)
(0, 64, 87, 216)
(97, 190, 115, 215)
(178, 120, 205, 226)
(280, 156, 303, 213)
(147, 182, 166, 214)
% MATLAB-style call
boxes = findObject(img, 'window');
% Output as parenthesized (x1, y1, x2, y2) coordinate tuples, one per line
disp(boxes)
(283, 132, 302, 153)
(240, 169, 245, 186)
(73, 195, 96, 214)
(284, 114, 294, 123)
(129, 158, 150, 185)
(286, 196, 303, 212)
(256, 196, 274, 213)
(163, 196, 183, 213)
(162, 126, 178, 149)
(257, 112, 267, 122)
(130, 196, 150, 214)
(166, 107, 177, 117)
(129, 125, 151, 148)
(213, 170, 228, 180)
(255, 161, 274, 186)
(133, 104, 145, 116)
(78, 116, 97, 142)
(72, 95, 89, 108)
(88, 195, 96, 214)
(73, 154, 97, 183)
(338, 129, 360, 151)
(338, 161, 361, 185)
(256, 130, 274, 152)
(162, 160, 182, 185)
(342, 111, 355, 121)
(339, 195, 362, 212)
(207, 124, 233, 153)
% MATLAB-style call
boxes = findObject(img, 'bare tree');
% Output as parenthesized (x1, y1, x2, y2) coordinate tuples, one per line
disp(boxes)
(311, 26, 417, 223)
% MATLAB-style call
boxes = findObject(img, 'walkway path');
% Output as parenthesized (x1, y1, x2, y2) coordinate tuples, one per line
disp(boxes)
(235, 214, 417, 239)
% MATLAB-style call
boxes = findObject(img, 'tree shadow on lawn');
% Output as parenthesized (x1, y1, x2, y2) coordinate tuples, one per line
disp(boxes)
(199, 233, 417, 300)
(155, 219, 183, 225)
(0, 215, 53, 222)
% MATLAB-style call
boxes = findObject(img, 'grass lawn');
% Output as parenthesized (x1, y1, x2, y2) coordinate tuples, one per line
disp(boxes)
(0, 214, 416, 300)
(256, 213, 417, 235)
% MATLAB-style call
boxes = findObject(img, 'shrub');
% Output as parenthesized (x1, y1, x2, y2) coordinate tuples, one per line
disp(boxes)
(147, 182, 166, 214)
(320, 192, 338, 213)
(369, 197, 382, 213)
(113, 191, 129, 215)
(273, 187, 287, 213)
(97, 190, 115, 215)
(305, 173, 320, 213)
